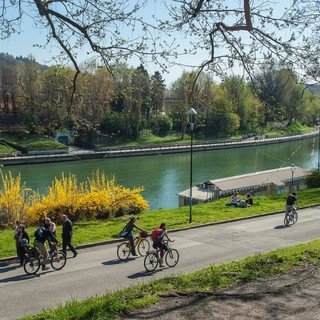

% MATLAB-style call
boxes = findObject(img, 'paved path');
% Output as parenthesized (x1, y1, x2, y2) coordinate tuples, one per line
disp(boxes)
(1, 206, 320, 320)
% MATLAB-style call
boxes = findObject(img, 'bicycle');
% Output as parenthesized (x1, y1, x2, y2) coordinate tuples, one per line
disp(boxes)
(117, 231, 150, 261)
(284, 206, 298, 227)
(144, 240, 179, 271)
(23, 243, 67, 275)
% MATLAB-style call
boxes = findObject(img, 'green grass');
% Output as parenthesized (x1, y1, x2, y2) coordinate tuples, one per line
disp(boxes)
(19, 239, 320, 320)
(0, 130, 67, 151)
(2, 187, 320, 259)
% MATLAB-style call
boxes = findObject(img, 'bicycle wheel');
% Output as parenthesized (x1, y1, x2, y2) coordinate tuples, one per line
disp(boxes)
(50, 251, 67, 270)
(284, 214, 290, 227)
(138, 239, 150, 256)
(24, 256, 41, 275)
(117, 242, 131, 261)
(292, 212, 298, 224)
(144, 252, 158, 271)
(165, 249, 179, 267)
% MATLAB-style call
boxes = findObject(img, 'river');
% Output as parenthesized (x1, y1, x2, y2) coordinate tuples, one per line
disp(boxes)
(1, 136, 319, 211)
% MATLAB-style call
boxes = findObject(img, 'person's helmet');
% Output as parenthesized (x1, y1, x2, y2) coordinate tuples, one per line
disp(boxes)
(292, 192, 296, 195)
(20, 238, 28, 246)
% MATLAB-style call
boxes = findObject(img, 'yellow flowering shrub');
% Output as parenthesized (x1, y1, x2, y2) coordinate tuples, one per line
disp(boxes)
(0, 171, 35, 228)
(0, 170, 149, 226)
(27, 170, 148, 223)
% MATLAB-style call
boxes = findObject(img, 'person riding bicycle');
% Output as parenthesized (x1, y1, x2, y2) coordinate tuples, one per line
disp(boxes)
(120, 217, 146, 256)
(152, 223, 173, 267)
(285, 191, 299, 218)
(34, 226, 58, 270)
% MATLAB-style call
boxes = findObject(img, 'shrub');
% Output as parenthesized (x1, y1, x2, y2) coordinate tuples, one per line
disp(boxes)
(306, 170, 320, 188)
(0, 170, 148, 226)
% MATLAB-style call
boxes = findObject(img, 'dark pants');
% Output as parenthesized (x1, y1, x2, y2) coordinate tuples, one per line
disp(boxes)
(153, 241, 168, 257)
(62, 237, 77, 256)
(125, 233, 136, 255)
(17, 245, 26, 265)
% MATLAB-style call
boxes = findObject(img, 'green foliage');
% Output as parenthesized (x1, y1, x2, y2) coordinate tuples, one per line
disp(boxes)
(148, 115, 173, 136)
(100, 112, 126, 137)
(306, 170, 320, 188)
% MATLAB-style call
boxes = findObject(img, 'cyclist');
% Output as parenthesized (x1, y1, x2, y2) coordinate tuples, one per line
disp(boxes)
(285, 191, 299, 219)
(120, 217, 146, 256)
(152, 223, 173, 267)
(34, 226, 58, 270)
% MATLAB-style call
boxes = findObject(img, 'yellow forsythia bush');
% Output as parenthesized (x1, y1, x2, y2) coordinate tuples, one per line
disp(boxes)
(0, 171, 36, 228)
(78, 186, 148, 220)
(0, 169, 148, 227)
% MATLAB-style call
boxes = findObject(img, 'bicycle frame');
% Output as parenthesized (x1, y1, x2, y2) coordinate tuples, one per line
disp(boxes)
(144, 240, 179, 271)
(117, 231, 150, 261)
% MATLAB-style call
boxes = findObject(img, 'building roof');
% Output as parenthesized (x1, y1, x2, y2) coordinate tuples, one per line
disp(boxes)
(178, 166, 310, 201)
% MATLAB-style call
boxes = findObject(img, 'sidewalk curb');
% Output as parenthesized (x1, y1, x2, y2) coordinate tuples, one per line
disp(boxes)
(2, 205, 319, 265)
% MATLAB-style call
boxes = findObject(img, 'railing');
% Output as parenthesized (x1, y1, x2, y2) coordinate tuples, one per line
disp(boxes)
(1, 130, 317, 165)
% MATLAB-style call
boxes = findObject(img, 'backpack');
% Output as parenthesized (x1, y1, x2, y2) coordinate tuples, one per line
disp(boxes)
(151, 228, 163, 242)
(34, 227, 45, 239)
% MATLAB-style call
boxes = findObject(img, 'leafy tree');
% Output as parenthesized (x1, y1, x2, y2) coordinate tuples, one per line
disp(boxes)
(100, 112, 126, 137)
(206, 85, 240, 136)
(131, 64, 150, 137)
(75, 68, 114, 127)
(222, 76, 262, 131)
(148, 115, 173, 136)
(253, 67, 307, 126)
(150, 71, 166, 117)
(306, 170, 320, 188)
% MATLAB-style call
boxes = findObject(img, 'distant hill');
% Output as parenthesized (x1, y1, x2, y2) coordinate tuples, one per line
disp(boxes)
(0, 52, 47, 69)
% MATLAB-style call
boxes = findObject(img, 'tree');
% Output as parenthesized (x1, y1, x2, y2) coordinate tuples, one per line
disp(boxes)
(163, 1, 318, 83)
(75, 68, 114, 127)
(150, 71, 166, 117)
(2, 1, 317, 91)
(222, 76, 262, 131)
(253, 67, 306, 125)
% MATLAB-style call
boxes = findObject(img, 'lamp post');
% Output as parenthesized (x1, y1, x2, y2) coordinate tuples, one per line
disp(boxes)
(290, 163, 296, 191)
(318, 126, 320, 173)
(187, 107, 197, 223)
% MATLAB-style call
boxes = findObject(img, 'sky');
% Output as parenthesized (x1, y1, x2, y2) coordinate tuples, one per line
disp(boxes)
(0, 0, 295, 87)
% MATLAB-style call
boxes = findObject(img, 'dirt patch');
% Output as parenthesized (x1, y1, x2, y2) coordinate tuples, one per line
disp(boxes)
(117, 265, 320, 319)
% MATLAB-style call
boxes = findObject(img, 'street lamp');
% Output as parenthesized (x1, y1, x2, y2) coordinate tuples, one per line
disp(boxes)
(187, 107, 197, 223)
(290, 163, 296, 190)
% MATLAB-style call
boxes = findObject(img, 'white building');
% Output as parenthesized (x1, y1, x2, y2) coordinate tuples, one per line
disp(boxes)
(178, 166, 310, 207)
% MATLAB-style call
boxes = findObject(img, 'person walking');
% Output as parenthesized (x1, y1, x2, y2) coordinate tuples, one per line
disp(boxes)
(13, 220, 21, 260)
(61, 214, 78, 258)
(44, 217, 56, 235)
(16, 224, 30, 267)
(44, 217, 57, 256)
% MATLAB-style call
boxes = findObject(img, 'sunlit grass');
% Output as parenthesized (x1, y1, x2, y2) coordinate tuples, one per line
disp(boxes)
(2, 187, 319, 259)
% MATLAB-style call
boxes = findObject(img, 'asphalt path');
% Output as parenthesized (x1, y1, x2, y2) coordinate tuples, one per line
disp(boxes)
(1, 206, 320, 320)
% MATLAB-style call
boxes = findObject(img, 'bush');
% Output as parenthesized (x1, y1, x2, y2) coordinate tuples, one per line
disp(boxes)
(0, 170, 149, 226)
(306, 170, 320, 188)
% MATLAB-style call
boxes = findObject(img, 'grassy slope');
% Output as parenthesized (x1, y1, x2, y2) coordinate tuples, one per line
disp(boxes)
(2, 187, 319, 259)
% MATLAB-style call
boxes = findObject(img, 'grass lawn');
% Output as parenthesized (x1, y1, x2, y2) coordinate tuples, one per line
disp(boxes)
(1, 187, 319, 260)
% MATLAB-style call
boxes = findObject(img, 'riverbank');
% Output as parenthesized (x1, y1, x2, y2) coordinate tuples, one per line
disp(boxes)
(1, 131, 317, 166)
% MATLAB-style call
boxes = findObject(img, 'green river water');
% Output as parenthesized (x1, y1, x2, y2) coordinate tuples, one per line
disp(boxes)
(1, 137, 318, 210)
